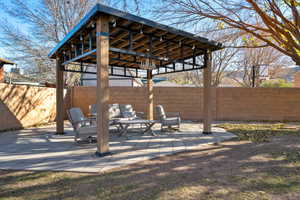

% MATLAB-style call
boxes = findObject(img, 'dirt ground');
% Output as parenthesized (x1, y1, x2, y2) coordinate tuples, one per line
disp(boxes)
(1, 124, 300, 200)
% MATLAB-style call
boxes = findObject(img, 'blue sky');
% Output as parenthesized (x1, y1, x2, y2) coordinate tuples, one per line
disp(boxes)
(0, 0, 164, 72)
(0, 0, 211, 72)
(0, 2, 11, 59)
(0, 0, 34, 71)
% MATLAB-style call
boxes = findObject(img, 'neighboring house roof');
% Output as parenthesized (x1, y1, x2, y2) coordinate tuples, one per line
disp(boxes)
(0, 58, 14, 65)
(218, 77, 241, 87)
(141, 77, 168, 84)
(154, 81, 196, 87)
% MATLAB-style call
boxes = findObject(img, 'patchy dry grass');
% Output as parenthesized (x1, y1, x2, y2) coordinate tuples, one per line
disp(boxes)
(1, 123, 300, 200)
(217, 123, 299, 142)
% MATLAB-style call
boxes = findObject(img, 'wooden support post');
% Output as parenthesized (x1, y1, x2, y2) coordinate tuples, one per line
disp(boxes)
(192, 49, 196, 69)
(81, 35, 84, 55)
(56, 57, 64, 134)
(146, 70, 154, 120)
(181, 46, 185, 70)
(89, 32, 93, 51)
(203, 50, 213, 135)
(95, 15, 110, 157)
(129, 31, 133, 50)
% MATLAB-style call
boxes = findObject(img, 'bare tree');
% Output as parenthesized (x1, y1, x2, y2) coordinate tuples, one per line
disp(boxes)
(229, 45, 289, 87)
(0, 0, 143, 84)
(166, 27, 240, 87)
(171, 47, 239, 87)
(167, 37, 288, 87)
(211, 47, 239, 86)
(158, 0, 300, 65)
(0, 0, 101, 84)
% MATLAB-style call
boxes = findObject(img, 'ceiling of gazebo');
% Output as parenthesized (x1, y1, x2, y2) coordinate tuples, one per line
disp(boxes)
(49, 4, 223, 78)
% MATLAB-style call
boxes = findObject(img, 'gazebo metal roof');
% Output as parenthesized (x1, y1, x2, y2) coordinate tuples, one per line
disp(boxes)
(49, 4, 222, 78)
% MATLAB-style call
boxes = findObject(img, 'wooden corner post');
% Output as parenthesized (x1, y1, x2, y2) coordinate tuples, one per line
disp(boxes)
(203, 50, 213, 134)
(146, 70, 154, 120)
(56, 56, 64, 134)
(95, 15, 110, 156)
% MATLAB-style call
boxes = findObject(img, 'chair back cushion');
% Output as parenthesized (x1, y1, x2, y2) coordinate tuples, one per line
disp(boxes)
(156, 105, 166, 120)
(68, 108, 85, 124)
(89, 104, 97, 116)
(119, 104, 136, 118)
(109, 104, 121, 119)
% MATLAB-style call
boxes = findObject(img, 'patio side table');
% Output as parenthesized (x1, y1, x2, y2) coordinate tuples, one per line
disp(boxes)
(116, 119, 157, 136)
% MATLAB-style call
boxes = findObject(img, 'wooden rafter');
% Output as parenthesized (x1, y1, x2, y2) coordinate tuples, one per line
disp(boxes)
(49, 4, 222, 78)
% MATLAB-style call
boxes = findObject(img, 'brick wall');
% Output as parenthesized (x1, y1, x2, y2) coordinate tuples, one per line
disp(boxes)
(154, 87, 217, 120)
(72, 87, 209, 120)
(71, 86, 300, 121)
(294, 71, 300, 87)
(216, 88, 300, 121)
(0, 83, 70, 131)
(71, 86, 148, 117)
(2, 85, 300, 132)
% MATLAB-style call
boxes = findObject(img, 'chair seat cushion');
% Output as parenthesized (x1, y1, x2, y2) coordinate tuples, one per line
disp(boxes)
(122, 111, 136, 118)
(112, 117, 136, 122)
(162, 117, 180, 125)
(78, 126, 97, 135)
(109, 104, 121, 119)
(119, 104, 137, 118)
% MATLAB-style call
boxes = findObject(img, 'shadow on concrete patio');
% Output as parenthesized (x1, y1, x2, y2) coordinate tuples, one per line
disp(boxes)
(0, 122, 235, 173)
(1, 134, 300, 200)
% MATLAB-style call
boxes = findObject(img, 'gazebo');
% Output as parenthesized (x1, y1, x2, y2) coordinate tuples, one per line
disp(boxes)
(49, 4, 222, 157)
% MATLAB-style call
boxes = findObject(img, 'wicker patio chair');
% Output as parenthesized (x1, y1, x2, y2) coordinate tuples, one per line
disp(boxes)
(89, 104, 97, 117)
(119, 104, 144, 119)
(67, 107, 97, 143)
(156, 105, 181, 131)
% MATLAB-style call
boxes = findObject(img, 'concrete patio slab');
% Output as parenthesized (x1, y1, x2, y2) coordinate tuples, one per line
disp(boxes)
(0, 122, 236, 173)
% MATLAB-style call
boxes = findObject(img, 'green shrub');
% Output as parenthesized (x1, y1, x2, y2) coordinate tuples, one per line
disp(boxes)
(260, 79, 293, 88)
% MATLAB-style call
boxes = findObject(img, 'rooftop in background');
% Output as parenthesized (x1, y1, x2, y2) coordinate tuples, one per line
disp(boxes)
(154, 80, 196, 87)
(0, 58, 14, 66)
(48, 4, 222, 78)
